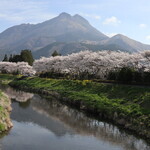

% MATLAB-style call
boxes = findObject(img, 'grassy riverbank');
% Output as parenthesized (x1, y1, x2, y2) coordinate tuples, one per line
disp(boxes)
(0, 90, 12, 132)
(0, 74, 150, 139)
(0, 74, 19, 85)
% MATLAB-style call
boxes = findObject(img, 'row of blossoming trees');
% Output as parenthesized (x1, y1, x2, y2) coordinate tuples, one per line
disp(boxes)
(33, 50, 150, 82)
(0, 62, 36, 76)
(0, 50, 150, 82)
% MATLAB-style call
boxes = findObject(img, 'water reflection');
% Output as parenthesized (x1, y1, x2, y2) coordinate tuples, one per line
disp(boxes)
(0, 85, 149, 150)
(0, 84, 33, 102)
(31, 95, 150, 150)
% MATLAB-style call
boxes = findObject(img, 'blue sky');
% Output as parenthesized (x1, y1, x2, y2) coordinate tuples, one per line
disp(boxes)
(0, 0, 150, 44)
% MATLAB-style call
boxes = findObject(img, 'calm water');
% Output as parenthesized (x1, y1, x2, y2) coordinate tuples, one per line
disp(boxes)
(0, 85, 149, 150)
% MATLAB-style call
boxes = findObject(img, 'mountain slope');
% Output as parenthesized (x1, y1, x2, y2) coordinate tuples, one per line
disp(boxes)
(33, 42, 126, 59)
(0, 12, 150, 60)
(0, 12, 108, 53)
(102, 34, 150, 52)
(33, 33, 150, 58)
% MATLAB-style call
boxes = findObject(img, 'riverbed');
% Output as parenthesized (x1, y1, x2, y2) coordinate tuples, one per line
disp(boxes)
(0, 85, 149, 150)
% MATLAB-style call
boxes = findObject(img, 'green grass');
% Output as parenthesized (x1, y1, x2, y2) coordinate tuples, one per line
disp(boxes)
(0, 74, 20, 84)
(10, 77, 150, 115)
(0, 123, 5, 131)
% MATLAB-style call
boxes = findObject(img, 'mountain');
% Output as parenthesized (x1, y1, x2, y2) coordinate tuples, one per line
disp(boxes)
(33, 33, 150, 58)
(101, 34, 150, 52)
(33, 42, 126, 59)
(0, 12, 150, 60)
(0, 12, 108, 53)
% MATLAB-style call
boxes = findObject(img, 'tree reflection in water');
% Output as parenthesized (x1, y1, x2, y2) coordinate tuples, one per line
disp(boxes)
(31, 95, 150, 150)
(0, 84, 33, 102)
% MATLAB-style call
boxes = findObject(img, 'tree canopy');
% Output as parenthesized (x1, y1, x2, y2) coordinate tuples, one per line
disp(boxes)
(20, 50, 34, 65)
(2, 50, 34, 65)
(2, 54, 8, 62)
(51, 50, 61, 57)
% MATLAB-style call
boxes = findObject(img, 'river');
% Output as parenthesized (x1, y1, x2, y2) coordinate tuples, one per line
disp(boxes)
(0, 85, 149, 150)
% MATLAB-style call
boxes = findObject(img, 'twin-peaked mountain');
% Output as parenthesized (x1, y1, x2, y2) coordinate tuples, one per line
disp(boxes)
(0, 13, 107, 51)
(0, 12, 150, 59)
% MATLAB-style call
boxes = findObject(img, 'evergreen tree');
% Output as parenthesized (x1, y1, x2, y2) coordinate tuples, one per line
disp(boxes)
(7, 50, 34, 65)
(9, 54, 13, 62)
(52, 50, 61, 57)
(2, 54, 8, 62)
(11, 55, 22, 62)
(21, 50, 34, 66)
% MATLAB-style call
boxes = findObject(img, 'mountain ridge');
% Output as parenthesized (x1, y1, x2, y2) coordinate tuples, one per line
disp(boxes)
(0, 12, 108, 50)
(33, 42, 127, 59)
(100, 34, 150, 52)
(0, 12, 150, 59)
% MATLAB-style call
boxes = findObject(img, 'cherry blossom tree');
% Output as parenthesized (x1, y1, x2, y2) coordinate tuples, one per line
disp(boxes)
(1, 50, 150, 79)
(0, 62, 36, 76)
(33, 50, 149, 79)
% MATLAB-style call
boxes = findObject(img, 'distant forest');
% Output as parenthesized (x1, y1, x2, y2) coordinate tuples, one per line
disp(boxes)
(2, 50, 61, 66)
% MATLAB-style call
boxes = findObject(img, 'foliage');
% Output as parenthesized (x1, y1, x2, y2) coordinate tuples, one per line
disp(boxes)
(3, 50, 34, 66)
(20, 50, 34, 65)
(11, 55, 22, 62)
(51, 50, 61, 57)
(39, 71, 68, 79)
(0, 62, 36, 76)
(1, 50, 150, 81)
(108, 68, 150, 84)
(117, 67, 133, 83)
(2, 54, 8, 62)
(33, 50, 150, 83)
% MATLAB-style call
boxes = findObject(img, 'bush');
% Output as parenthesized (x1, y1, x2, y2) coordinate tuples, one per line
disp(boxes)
(117, 67, 133, 83)
(12, 70, 20, 75)
(143, 72, 150, 83)
(39, 71, 68, 79)
(107, 71, 118, 80)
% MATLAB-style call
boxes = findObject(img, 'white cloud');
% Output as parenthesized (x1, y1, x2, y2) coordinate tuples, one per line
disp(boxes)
(103, 16, 121, 26)
(0, 13, 24, 22)
(139, 24, 147, 28)
(0, 0, 56, 24)
(146, 35, 150, 40)
(105, 33, 118, 37)
(94, 15, 101, 20)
